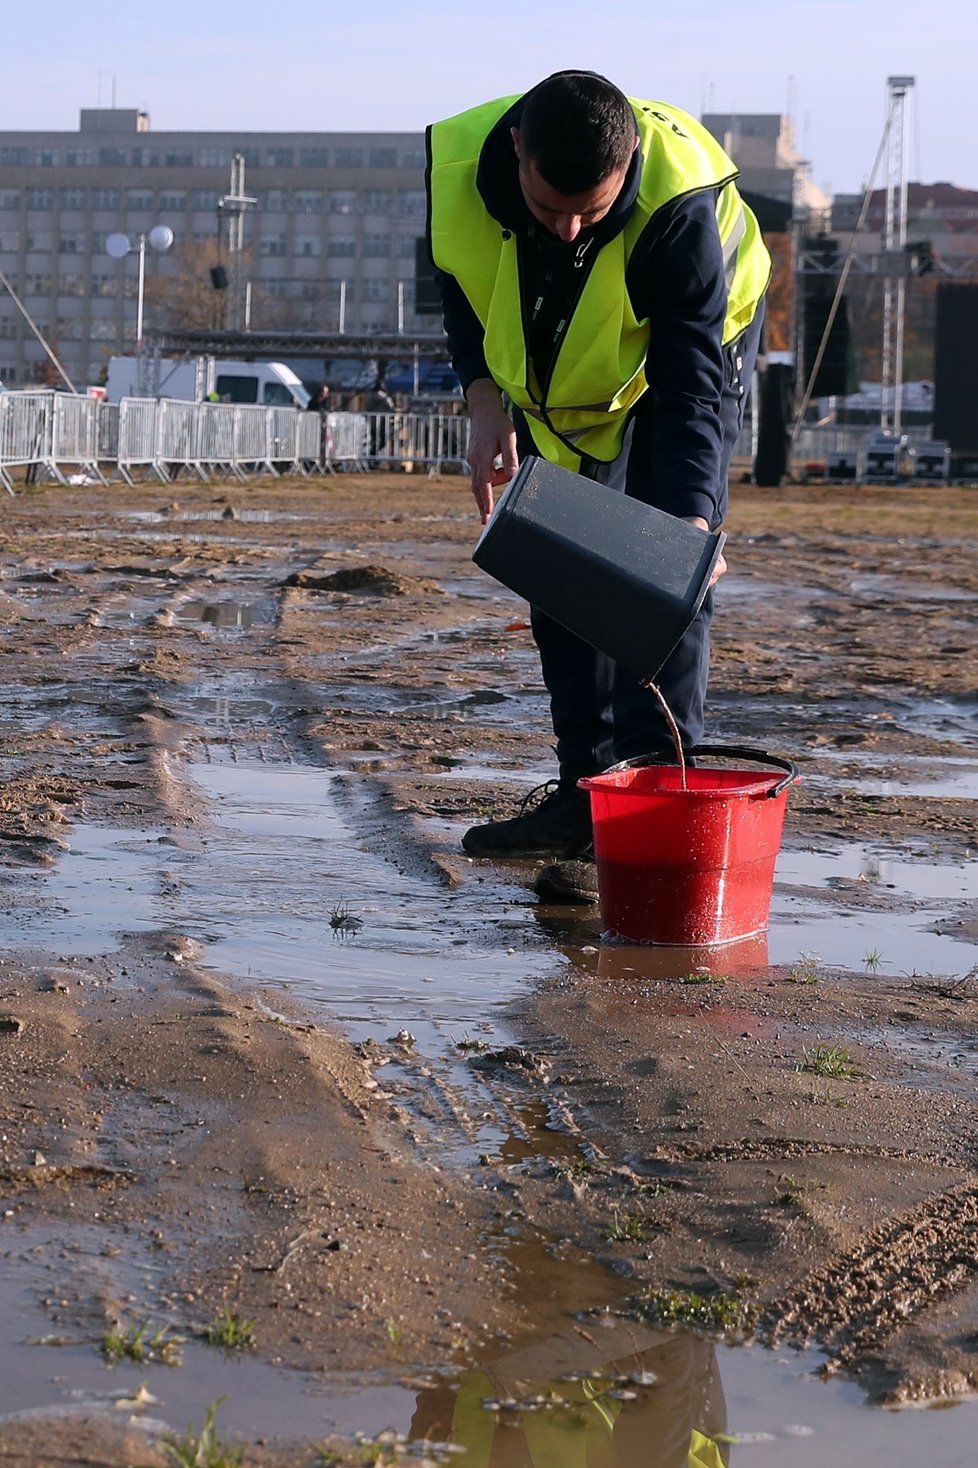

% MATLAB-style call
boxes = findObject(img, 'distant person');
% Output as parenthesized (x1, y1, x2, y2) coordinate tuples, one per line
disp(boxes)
(307, 382, 331, 413)
(426, 70, 770, 902)
(306, 382, 332, 465)
(362, 374, 395, 463)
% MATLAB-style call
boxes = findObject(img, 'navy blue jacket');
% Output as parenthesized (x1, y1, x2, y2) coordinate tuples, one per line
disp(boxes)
(433, 90, 731, 526)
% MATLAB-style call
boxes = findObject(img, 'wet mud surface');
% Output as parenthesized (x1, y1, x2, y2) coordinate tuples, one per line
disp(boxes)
(0, 472, 975, 1463)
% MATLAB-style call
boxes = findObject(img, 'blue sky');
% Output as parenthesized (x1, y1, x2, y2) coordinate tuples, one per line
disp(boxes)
(2, 0, 971, 195)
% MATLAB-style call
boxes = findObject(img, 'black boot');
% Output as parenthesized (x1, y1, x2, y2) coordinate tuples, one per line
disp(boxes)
(462, 779, 593, 859)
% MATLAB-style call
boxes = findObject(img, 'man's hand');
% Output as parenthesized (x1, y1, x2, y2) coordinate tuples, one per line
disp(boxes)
(464, 378, 518, 523)
(682, 515, 727, 586)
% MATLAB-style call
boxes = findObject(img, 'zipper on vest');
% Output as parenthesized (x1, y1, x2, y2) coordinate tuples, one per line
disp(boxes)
(539, 236, 599, 404)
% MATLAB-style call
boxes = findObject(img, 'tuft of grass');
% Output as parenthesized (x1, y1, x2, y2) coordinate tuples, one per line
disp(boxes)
(203, 1310, 255, 1352)
(863, 948, 885, 973)
(799, 1042, 854, 1079)
(101, 1318, 182, 1366)
(786, 952, 821, 985)
(328, 902, 363, 935)
(383, 1318, 403, 1346)
(603, 1210, 645, 1243)
(454, 1032, 492, 1053)
(631, 1287, 756, 1335)
(161, 1400, 243, 1467)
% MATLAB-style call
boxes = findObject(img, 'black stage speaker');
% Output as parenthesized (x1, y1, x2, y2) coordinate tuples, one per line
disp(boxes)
(414, 236, 442, 316)
(754, 362, 795, 487)
(800, 238, 855, 398)
(933, 283, 978, 453)
(802, 291, 854, 398)
(209, 265, 228, 290)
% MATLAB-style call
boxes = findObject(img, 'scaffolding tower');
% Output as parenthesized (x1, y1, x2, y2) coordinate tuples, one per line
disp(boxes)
(881, 75, 915, 435)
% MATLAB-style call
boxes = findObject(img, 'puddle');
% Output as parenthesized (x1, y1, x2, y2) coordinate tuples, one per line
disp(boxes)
(848, 573, 974, 603)
(4, 748, 978, 1461)
(777, 844, 978, 902)
(808, 751, 978, 800)
(175, 598, 259, 629)
(5, 1239, 978, 1464)
(117, 508, 313, 525)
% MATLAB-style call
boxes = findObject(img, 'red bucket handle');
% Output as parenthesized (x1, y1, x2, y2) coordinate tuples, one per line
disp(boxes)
(604, 744, 798, 798)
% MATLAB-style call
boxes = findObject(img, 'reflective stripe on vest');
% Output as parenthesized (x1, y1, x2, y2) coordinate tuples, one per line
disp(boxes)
(428, 94, 771, 469)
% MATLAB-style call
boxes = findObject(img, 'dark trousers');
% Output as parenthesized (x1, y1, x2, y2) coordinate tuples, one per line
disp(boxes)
(519, 310, 763, 779)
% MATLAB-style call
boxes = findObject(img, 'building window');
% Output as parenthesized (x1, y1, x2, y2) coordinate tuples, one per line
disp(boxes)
(192, 189, 221, 210)
(294, 192, 323, 214)
(328, 191, 356, 215)
(92, 188, 120, 211)
(159, 192, 187, 211)
(97, 147, 127, 167)
(362, 233, 390, 258)
(399, 191, 426, 218)
(126, 190, 155, 211)
(65, 149, 96, 166)
(362, 189, 394, 214)
(259, 238, 288, 256)
(401, 150, 426, 169)
(299, 147, 330, 168)
(362, 278, 389, 302)
(0, 148, 29, 166)
(266, 148, 295, 168)
(259, 190, 289, 213)
(369, 148, 397, 168)
(164, 151, 193, 167)
(334, 147, 363, 169)
(58, 237, 84, 255)
(59, 189, 88, 211)
(0, 190, 21, 209)
(197, 148, 231, 167)
(26, 190, 54, 211)
(35, 149, 59, 167)
(327, 237, 356, 258)
(296, 236, 320, 257)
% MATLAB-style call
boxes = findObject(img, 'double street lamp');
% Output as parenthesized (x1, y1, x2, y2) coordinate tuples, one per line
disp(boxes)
(106, 225, 174, 354)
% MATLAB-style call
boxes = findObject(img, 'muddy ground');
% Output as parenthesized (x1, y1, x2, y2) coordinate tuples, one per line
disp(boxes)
(0, 469, 975, 1464)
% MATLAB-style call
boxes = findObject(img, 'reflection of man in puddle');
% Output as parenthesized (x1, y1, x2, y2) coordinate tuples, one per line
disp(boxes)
(409, 1320, 728, 1466)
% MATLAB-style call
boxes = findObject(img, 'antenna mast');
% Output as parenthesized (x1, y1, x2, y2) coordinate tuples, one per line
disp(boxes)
(881, 75, 914, 435)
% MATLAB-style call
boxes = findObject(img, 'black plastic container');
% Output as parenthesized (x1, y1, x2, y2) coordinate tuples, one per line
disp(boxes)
(472, 456, 725, 682)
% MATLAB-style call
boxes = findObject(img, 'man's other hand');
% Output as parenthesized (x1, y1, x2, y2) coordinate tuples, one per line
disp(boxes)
(464, 378, 518, 523)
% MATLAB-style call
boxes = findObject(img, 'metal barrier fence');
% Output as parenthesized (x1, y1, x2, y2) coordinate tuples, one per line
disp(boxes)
(1, 390, 953, 492)
(1, 391, 472, 488)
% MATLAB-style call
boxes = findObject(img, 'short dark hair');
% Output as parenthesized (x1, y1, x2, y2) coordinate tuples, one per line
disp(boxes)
(519, 72, 636, 194)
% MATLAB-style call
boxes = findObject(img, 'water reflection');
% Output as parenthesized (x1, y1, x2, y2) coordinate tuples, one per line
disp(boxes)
(596, 934, 769, 982)
(410, 1320, 728, 1466)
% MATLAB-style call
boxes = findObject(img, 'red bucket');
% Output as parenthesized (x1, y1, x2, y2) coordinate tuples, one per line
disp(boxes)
(579, 745, 798, 946)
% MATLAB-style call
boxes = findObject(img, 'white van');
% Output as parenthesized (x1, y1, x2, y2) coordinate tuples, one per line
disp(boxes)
(105, 356, 310, 410)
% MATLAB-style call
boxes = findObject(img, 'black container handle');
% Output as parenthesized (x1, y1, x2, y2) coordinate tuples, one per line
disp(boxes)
(605, 744, 798, 798)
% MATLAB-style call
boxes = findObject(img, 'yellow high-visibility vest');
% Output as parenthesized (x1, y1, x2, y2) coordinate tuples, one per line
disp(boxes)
(428, 94, 770, 469)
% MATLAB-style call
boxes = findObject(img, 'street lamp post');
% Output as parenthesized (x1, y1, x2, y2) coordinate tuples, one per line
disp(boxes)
(106, 226, 175, 390)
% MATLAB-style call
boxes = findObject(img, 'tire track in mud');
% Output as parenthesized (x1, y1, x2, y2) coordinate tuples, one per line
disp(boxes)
(760, 1180, 978, 1367)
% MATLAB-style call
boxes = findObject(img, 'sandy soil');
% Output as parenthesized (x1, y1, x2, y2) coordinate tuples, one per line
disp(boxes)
(0, 470, 975, 1463)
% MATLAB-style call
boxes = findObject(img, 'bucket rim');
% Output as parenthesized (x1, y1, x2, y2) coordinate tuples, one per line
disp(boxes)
(592, 743, 799, 798)
(578, 767, 787, 800)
